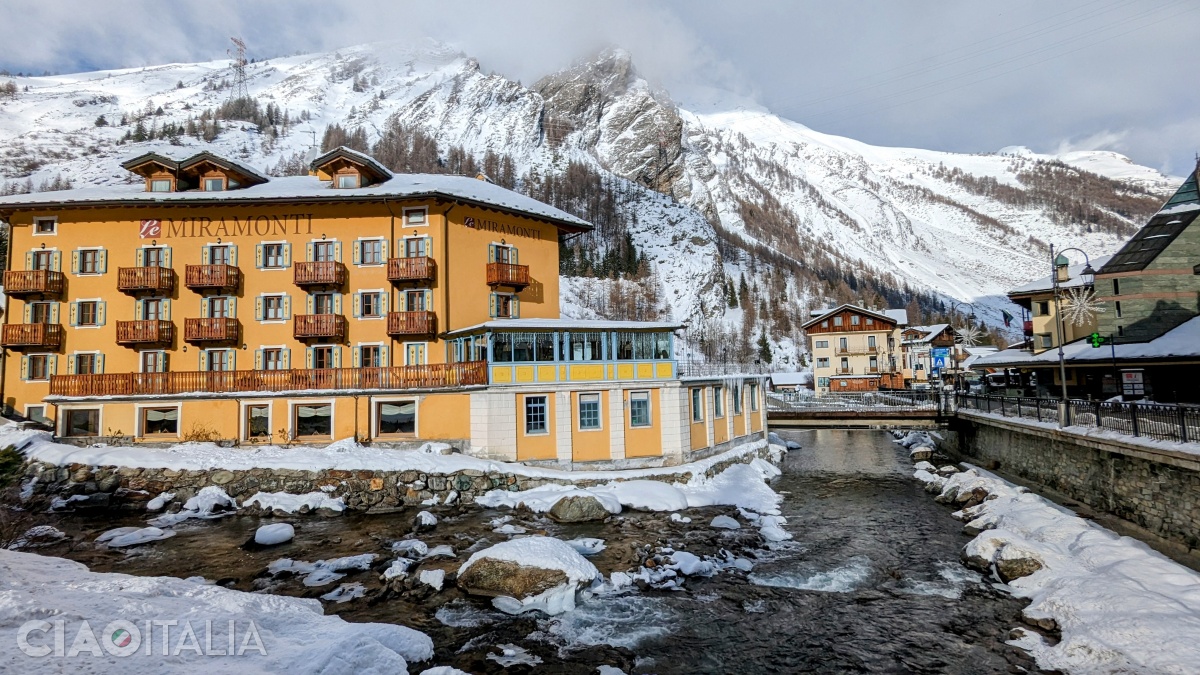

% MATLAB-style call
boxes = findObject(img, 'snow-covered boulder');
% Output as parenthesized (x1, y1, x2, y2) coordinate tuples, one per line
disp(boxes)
(548, 494, 612, 523)
(603, 480, 690, 512)
(909, 446, 934, 462)
(995, 543, 1044, 583)
(913, 461, 936, 473)
(710, 515, 741, 530)
(456, 536, 599, 616)
(98, 526, 175, 548)
(7, 525, 67, 550)
(254, 523, 295, 546)
(413, 510, 437, 532)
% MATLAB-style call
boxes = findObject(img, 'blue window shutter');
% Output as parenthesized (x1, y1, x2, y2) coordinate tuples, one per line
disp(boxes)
(305, 347, 313, 369)
(352, 241, 361, 265)
(201, 245, 211, 265)
(489, 293, 497, 318)
(512, 297, 520, 319)
(69, 302, 78, 327)
(423, 236, 432, 257)
(135, 298, 143, 319)
(352, 292, 361, 318)
(282, 243, 292, 267)
(228, 297, 237, 319)
(161, 298, 171, 321)
(333, 294, 342, 315)
(255, 244, 264, 269)
(198, 349, 205, 371)
(380, 239, 388, 260)
(333, 241, 342, 262)
(20, 356, 28, 381)
(66, 355, 75, 375)
(283, 295, 292, 320)
(332, 347, 341, 368)
(255, 296, 264, 321)
(305, 294, 314, 314)
(96, 301, 106, 327)
(282, 348, 291, 369)
(229, 350, 236, 370)
(306, 242, 314, 262)
(424, 290, 432, 313)
(23, 252, 32, 270)
(380, 344, 389, 366)
(136, 248, 145, 266)
(488, 244, 496, 263)
(200, 299, 209, 319)
(47, 356, 57, 376)
(511, 247, 518, 265)
(49, 302, 59, 324)
(96, 353, 104, 374)
(228, 244, 238, 266)
(50, 251, 61, 272)
(254, 349, 263, 370)
(70, 251, 80, 274)
(352, 346, 361, 368)
(162, 246, 172, 267)
(98, 249, 107, 274)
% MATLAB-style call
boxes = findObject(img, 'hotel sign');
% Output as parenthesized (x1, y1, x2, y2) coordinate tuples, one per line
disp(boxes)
(139, 214, 315, 239)
(463, 216, 541, 240)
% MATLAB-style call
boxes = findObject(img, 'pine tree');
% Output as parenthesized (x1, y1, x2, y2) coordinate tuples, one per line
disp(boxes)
(757, 333, 773, 364)
(94, 115, 108, 127)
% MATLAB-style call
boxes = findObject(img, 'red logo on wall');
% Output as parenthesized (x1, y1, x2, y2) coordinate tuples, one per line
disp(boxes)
(464, 217, 476, 229)
(139, 219, 161, 239)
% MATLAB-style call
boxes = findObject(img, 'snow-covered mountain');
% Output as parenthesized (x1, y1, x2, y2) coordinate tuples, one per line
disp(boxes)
(0, 40, 1177, 365)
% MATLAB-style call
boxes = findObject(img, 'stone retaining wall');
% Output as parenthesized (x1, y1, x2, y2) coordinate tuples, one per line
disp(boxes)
(948, 412, 1200, 552)
(21, 442, 777, 515)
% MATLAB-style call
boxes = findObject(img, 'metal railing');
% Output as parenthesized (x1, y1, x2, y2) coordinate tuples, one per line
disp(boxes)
(678, 361, 770, 377)
(958, 394, 1200, 444)
(770, 390, 941, 412)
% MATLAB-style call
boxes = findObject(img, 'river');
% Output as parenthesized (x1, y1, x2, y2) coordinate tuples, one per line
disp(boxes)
(48, 429, 1042, 673)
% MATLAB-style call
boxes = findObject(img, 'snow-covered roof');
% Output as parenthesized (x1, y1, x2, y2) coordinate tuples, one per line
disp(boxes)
(1008, 255, 1113, 296)
(769, 372, 810, 386)
(903, 323, 951, 343)
(0, 173, 592, 232)
(309, 146, 394, 180)
(975, 316, 1200, 368)
(961, 347, 999, 369)
(801, 304, 907, 329)
(444, 318, 683, 337)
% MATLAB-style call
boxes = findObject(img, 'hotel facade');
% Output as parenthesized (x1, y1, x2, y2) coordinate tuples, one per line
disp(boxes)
(0, 148, 766, 467)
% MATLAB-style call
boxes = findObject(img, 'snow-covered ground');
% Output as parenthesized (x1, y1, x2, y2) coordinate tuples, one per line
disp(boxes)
(0, 549, 432, 674)
(917, 466, 1200, 674)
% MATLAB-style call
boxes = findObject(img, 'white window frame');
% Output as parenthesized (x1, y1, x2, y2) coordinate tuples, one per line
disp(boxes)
(135, 403, 181, 438)
(357, 342, 385, 368)
(577, 392, 602, 432)
(23, 404, 48, 425)
(59, 405, 102, 438)
(149, 178, 173, 193)
(260, 293, 288, 323)
(355, 238, 386, 267)
(523, 395, 550, 436)
(494, 292, 517, 319)
(403, 342, 427, 366)
(73, 298, 103, 329)
(75, 247, 105, 276)
(25, 353, 53, 382)
(71, 350, 102, 375)
(32, 216, 57, 236)
(259, 345, 288, 371)
(628, 390, 652, 428)
(203, 176, 227, 192)
(241, 402, 273, 442)
(403, 207, 428, 227)
(261, 240, 289, 271)
(358, 289, 387, 320)
(139, 350, 168, 373)
(371, 396, 419, 438)
(691, 387, 704, 423)
(288, 399, 335, 440)
(336, 173, 360, 189)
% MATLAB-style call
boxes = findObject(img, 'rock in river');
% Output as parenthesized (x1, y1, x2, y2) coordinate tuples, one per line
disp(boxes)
(548, 494, 612, 523)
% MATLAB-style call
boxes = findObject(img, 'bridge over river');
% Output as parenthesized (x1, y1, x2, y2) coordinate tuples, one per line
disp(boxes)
(768, 391, 952, 429)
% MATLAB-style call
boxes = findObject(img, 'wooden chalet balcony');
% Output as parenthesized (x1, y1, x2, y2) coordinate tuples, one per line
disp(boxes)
(117, 266, 175, 294)
(3, 270, 65, 296)
(1, 323, 63, 349)
(116, 320, 173, 345)
(184, 317, 239, 343)
(294, 314, 347, 340)
(836, 346, 882, 356)
(387, 257, 436, 283)
(48, 362, 489, 398)
(185, 264, 240, 291)
(834, 367, 855, 375)
(387, 311, 436, 337)
(294, 261, 347, 287)
(486, 262, 530, 290)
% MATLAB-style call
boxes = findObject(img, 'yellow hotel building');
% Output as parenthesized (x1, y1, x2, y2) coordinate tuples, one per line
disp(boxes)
(0, 147, 767, 468)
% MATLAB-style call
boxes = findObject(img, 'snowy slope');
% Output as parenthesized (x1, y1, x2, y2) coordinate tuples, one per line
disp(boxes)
(0, 40, 1178, 360)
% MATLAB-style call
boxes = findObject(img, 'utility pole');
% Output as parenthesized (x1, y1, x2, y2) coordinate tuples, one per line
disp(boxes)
(227, 37, 249, 101)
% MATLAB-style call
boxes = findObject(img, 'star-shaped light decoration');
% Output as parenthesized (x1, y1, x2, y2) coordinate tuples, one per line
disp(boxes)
(954, 324, 983, 348)
(1063, 286, 1107, 326)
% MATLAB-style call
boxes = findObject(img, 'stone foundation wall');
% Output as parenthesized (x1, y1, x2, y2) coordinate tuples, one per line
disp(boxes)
(948, 412, 1200, 551)
(22, 441, 777, 515)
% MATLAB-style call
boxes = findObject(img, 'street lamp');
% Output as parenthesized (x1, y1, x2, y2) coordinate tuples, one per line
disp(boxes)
(1050, 244, 1094, 427)
(946, 300, 976, 392)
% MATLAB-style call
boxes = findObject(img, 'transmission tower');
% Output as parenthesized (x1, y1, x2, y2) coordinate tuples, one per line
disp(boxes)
(227, 37, 248, 100)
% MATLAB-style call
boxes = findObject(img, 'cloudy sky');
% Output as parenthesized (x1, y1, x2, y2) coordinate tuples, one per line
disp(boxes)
(3, 0, 1198, 175)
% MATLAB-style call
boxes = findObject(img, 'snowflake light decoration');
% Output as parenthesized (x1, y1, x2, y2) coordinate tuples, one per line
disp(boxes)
(1063, 286, 1107, 326)
(954, 324, 983, 348)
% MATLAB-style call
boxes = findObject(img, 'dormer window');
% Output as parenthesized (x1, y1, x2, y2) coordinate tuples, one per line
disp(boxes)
(336, 173, 360, 189)
(204, 177, 226, 192)
(149, 179, 173, 192)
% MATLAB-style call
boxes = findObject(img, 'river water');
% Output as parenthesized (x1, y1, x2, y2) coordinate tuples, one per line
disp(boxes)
(49, 430, 1042, 673)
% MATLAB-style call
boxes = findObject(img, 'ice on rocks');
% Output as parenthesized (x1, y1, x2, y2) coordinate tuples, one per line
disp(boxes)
(244, 491, 344, 514)
(419, 569, 446, 591)
(320, 582, 366, 604)
(392, 539, 429, 558)
(149, 486, 236, 526)
(99, 526, 175, 548)
(145, 491, 175, 511)
(382, 558, 415, 581)
(566, 538, 606, 555)
(268, 553, 377, 587)
(710, 515, 741, 530)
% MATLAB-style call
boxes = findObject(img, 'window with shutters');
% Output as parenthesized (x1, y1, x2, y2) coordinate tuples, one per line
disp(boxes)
(313, 346, 335, 369)
(376, 400, 416, 435)
(494, 293, 516, 318)
(312, 292, 335, 315)
(262, 294, 286, 320)
(29, 302, 52, 324)
(244, 404, 270, 440)
(404, 237, 427, 257)
(360, 345, 381, 367)
(261, 348, 285, 370)
(27, 355, 49, 381)
(140, 407, 179, 436)
(361, 292, 383, 318)
(78, 249, 101, 274)
(358, 239, 383, 265)
(208, 244, 231, 266)
(30, 250, 54, 271)
(403, 208, 427, 227)
(204, 349, 231, 372)
(142, 298, 163, 321)
(141, 351, 166, 373)
(578, 393, 601, 430)
(263, 243, 286, 268)
(207, 296, 229, 318)
(33, 217, 57, 235)
(73, 353, 97, 375)
(143, 247, 165, 267)
(403, 290, 425, 312)
(76, 301, 99, 327)
(312, 241, 335, 262)
(493, 244, 514, 264)
(524, 396, 548, 435)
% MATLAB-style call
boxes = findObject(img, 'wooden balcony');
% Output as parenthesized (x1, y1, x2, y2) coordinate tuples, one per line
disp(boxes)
(48, 362, 489, 398)
(3, 270, 65, 296)
(836, 346, 882, 356)
(294, 261, 346, 287)
(117, 266, 175, 294)
(184, 317, 239, 343)
(185, 264, 240, 291)
(115, 320, 173, 345)
(387, 257, 436, 283)
(1, 323, 63, 349)
(486, 262, 530, 290)
(387, 311, 436, 337)
(293, 314, 347, 340)
(834, 367, 855, 375)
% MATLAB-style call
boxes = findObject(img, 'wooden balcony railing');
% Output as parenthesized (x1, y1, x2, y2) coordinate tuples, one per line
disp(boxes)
(293, 314, 347, 340)
(1, 323, 63, 348)
(294, 261, 346, 286)
(834, 367, 855, 375)
(387, 257, 436, 283)
(387, 311, 436, 337)
(117, 266, 175, 293)
(836, 346, 882, 356)
(486, 262, 530, 289)
(48, 362, 490, 398)
(115, 320, 173, 345)
(184, 317, 239, 343)
(185, 264, 240, 291)
(3, 270, 65, 296)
